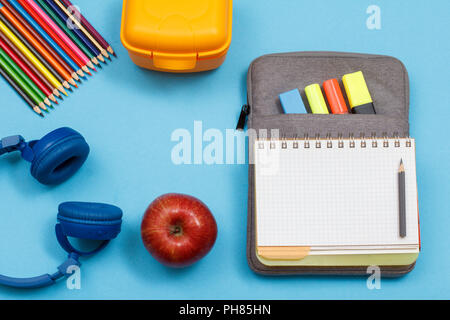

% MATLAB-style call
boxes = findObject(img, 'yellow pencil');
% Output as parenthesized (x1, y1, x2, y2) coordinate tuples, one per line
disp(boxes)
(0, 19, 67, 96)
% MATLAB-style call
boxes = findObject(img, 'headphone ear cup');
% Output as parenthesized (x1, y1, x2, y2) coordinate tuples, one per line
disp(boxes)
(30, 128, 89, 185)
(57, 202, 123, 241)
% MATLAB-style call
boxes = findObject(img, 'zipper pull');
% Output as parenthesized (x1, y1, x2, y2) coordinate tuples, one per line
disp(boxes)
(236, 104, 250, 130)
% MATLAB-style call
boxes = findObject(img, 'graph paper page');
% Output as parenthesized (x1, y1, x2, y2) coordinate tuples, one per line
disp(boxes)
(255, 139, 419, 247)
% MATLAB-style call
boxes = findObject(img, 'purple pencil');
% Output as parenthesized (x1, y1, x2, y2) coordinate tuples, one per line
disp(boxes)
(59, 0, 116, 57)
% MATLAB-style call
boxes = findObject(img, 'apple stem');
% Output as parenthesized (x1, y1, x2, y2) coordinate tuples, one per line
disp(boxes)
(170, 225, 183, 236)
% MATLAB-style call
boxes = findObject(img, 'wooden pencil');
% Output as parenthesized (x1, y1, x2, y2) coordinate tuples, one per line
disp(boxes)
(17, 0, 95, 73)
(0, 0, 79, 81)
(43, 0, 105, 64)
(0, 64, 42, 116)
(37, 0, 101, 67)
(0, 47, 47, 112)
(398, 159, 406, 238)
(0, 12, 74, 90)
(60, 0, 115, 57)
(0, 6, 78, 88)
(0, 46, 51, 108)
(54, 0, 109, 59)
(6, 0, 86, 78)
(0, 30, 61, 99)
(0, 19, 67, 95)
(0, 36, 57, 103)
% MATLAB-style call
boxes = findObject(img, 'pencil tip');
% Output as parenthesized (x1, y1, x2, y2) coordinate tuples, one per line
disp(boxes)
(34, 106, 43, 115)
(399, 159, 405, 172)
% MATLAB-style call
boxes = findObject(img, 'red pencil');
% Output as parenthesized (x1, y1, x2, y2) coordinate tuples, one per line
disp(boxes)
(0, 35, 57, 103)
(0, 30, 61, 99)
(16, 0, 94, 74)
(60, 0, 115, 57)
(0, 0, 84, 79)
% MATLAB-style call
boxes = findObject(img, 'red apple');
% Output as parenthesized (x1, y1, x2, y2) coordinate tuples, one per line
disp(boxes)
(141, 193, 218, 268)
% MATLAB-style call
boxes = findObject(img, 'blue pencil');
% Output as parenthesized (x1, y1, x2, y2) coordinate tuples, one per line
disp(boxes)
(8, 0, 84, 77)
(42, 0, 104, 64)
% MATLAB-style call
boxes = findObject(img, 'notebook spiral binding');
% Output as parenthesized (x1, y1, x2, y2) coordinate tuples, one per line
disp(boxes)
(258, 132, 412, 149)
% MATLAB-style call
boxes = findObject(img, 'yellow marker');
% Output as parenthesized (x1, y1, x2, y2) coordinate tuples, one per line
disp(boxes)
(305, 84, 329, 114)
(0, 20, 64, 94)
(342, 71, 376, 114)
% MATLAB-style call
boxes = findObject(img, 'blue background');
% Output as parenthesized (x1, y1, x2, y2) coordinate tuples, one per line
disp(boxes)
(0, 0, 448, 299)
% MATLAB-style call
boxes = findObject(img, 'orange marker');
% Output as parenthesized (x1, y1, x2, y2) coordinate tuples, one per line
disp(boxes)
(323, 79, 348, 114)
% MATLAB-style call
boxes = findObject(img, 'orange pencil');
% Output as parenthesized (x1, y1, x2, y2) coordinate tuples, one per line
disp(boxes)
(0, 6, 77, 87)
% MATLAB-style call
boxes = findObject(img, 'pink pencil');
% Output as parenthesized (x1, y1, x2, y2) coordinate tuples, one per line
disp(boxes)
(22, 0, 95, 70)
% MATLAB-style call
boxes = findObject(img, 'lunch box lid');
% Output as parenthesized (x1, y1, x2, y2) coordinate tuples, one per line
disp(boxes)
(121, 0, 232, 66)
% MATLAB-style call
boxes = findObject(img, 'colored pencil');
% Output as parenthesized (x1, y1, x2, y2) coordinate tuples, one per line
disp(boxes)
(6, 0, 85, 78)
(15, 0, 92, 75)
(0, 18, 67, 96)
(0, 30, 61, 98)
(43, 0, 104, 64)
(0, 0, 80, 81)
(0, 45, 51, 107)
(0, 12, 74, 90)
(0, 47, 47, 111)
(0, 65, 42, 116)
(60, 0, 115, 57)
(0, 36, 57, 103)
(38, 0, 102, 66)
(0, 5, 78, 86)
(18, 0, 96, 72)
(54, 0, 109, 59)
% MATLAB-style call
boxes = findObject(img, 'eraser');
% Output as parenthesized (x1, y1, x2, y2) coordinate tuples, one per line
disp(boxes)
(304, 84, 329, 114)
(342, 71, 376, 114)
(323, 78, 349, 114)
(279, 89, 306, 114)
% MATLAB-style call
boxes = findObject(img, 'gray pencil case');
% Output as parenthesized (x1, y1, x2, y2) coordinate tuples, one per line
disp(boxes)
(244, 51, 416, 277)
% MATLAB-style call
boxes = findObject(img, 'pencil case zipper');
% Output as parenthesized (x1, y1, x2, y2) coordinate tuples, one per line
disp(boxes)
(236, 104, 251, 130)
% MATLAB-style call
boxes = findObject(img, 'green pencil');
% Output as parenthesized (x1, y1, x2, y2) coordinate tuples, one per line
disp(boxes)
(36, 0, 100, 65)
(0, 64, 42, 116)
(0, 47, 50, 108)
(0, 47, 47, 111)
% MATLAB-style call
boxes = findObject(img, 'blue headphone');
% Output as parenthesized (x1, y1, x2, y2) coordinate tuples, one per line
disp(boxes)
(0, 127, 123, 289)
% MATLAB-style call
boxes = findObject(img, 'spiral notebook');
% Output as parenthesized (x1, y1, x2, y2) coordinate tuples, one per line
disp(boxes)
(254, 137, 420, 263)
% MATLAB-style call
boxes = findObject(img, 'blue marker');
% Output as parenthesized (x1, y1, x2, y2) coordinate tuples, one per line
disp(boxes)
(279, 89, 307, 114)
(8, 0, 82, 75)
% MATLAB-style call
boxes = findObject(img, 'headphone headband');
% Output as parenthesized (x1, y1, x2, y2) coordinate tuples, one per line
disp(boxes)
(0, 202, 122, 289)
(0, 253, 80, 289)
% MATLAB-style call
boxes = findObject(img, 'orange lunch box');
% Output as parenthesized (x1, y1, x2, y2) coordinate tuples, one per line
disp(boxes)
(120, 0, 233, 73)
